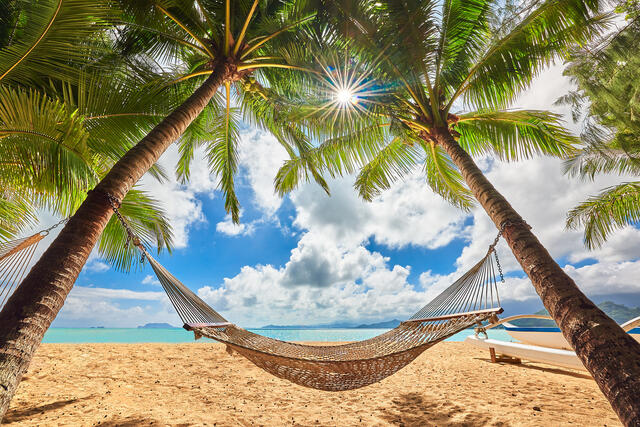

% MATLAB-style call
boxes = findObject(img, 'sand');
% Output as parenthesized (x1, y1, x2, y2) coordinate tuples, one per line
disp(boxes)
(4, 342, 619, 426)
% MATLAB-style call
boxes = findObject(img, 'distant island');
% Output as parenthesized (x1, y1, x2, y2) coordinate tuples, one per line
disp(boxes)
(355, 319, 402, 329)
(137, 323, 178, 329)
(259, 319, 403, 330)
(507, 301, 640, 327)
(258, 302, 640, 330)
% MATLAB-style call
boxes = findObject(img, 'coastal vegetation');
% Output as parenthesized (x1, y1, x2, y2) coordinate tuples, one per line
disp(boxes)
(561, 0, 640, 248)
(0, 0, 639, 424)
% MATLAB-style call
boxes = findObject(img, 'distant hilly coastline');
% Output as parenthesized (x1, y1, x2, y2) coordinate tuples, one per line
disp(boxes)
(137, 323, 178, 329)
(258, 319, 403, 330)
(258, 301, 640, 329)
(521, 301, 640, 326)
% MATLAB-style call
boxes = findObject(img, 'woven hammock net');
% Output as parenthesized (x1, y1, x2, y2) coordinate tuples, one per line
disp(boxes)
(144, 247, 504, 391)
(0, 230, 504, 391)
(0, 233, 44, 309)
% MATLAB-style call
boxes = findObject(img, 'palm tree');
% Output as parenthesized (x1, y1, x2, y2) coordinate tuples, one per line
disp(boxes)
(274, 0, 640, 423)
(0, 0, 318, 418)
(0, 75, 181, 269)
(559, 16, 640, 248)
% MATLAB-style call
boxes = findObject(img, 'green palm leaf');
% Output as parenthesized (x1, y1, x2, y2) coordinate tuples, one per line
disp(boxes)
(451, 0, 610, 110)
(0, 0, 113, 85)
(455, 109, 579, 161)
(566, 181, 640, 249)
(98, 188, 173, 271)
(354, 137, 423, 202)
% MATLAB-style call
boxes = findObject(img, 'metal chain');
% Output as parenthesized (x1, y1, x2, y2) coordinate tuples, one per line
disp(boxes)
(100, 190, 146, 264)
(487, 218, 531, 284)
(494, 250, 505, 283)
(40, 217, 69, 236)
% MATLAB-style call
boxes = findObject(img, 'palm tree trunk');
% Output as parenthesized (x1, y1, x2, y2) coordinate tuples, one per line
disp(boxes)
(432, 126, 640, 426)
(0, 64, 233, 421)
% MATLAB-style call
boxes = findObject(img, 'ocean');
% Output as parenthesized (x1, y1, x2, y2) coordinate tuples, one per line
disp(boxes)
(42, 328, 513, 343)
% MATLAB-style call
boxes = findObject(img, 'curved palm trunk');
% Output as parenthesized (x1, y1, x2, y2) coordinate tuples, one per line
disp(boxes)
(0, 64, 232, 420)
(432, 127, 640, 426)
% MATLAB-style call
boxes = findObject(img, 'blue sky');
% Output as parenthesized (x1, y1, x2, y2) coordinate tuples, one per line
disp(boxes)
(32, 63, 640, 328)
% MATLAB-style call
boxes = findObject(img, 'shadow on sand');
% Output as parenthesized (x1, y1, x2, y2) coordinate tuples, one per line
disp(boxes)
(3, 395, 94, 424)
(378, 392, 500, 426)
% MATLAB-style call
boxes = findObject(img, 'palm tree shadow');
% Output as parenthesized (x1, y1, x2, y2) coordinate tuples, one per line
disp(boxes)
(3, 395, 94, 424)
(100, 416, 167, 426)
(378, 392, 498, 426)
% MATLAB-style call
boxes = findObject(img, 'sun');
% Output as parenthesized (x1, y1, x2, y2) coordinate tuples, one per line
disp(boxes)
(335, 88, 356, 105)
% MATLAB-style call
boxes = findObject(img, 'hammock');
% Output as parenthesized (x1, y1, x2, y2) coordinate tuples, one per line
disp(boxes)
(0, 220, 66, 309)
(0, 215, 505, 391)
(0, 233, 46, 309)
(142, 245, 504, 391)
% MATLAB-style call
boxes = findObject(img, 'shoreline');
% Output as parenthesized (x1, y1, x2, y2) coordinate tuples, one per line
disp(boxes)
(6, 342, 618, 426)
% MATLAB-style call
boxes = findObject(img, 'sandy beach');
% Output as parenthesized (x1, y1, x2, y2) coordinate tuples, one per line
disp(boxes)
(5, 342, 619, 426)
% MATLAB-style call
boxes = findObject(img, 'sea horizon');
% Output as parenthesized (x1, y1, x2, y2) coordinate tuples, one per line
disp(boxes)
(42, 327, 513, 343)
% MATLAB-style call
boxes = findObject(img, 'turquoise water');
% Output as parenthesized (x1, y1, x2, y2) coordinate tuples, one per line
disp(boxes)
(42, 328, 513, 343)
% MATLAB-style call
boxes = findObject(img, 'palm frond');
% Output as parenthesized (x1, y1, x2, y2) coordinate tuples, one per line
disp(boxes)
(0, 0, 113, 85)
(452, 0, 610, 110)
(98, 188, 173, 272)
(566, 181, 640, 249)
(423, 140, 474, 210)
(0, 85, 97, 199)
(564, 141, 640, 180)
(354, 137, 423, 202)
(455, 109, 578, 161)
(206, 91, 241, 223)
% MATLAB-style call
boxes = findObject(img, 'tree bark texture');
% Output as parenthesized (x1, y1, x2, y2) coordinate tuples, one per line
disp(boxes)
(433, 126, 640, 426)
(0, 64, 232, 421)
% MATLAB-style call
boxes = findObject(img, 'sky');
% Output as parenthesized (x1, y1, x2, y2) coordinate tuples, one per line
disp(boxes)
(28, 62, 640, 328)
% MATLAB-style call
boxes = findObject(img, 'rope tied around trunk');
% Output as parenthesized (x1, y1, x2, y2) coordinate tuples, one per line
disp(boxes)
(96, 189, 146, 264)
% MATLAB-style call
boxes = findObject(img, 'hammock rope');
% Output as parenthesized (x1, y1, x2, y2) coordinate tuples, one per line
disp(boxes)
(140, 246, 503, 390)
(110, 191, 508, 391)
(0, 219, 67, 309)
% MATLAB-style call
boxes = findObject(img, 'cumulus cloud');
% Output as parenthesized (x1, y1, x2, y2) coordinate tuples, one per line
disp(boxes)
(55, 286, 181, 328)
(142, 275, 161, 286)
(216, 213, 256, 237)
(237, 129, 289, 216)
(84, 260, 110, 273)
(197, 245, 423, 327)
(291, 174, 470, 249)
(139, 145, 217, 248)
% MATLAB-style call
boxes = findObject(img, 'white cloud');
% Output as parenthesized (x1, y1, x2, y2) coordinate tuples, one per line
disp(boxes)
(142, 275, 161, 286)
(291, 174, 469, 249)
(85, 260, 110, 273)
(139, 145, 218, 248)
(55, 286, 181, 328)
(215, 213, 256, 237)
(237, 129, 289, 216)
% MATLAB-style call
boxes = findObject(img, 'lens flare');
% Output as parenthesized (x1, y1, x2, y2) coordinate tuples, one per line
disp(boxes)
(335, 88, 356, 105)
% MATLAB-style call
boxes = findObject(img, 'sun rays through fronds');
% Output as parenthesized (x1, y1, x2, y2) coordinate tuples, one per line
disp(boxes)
(309, 53, 389, 128)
